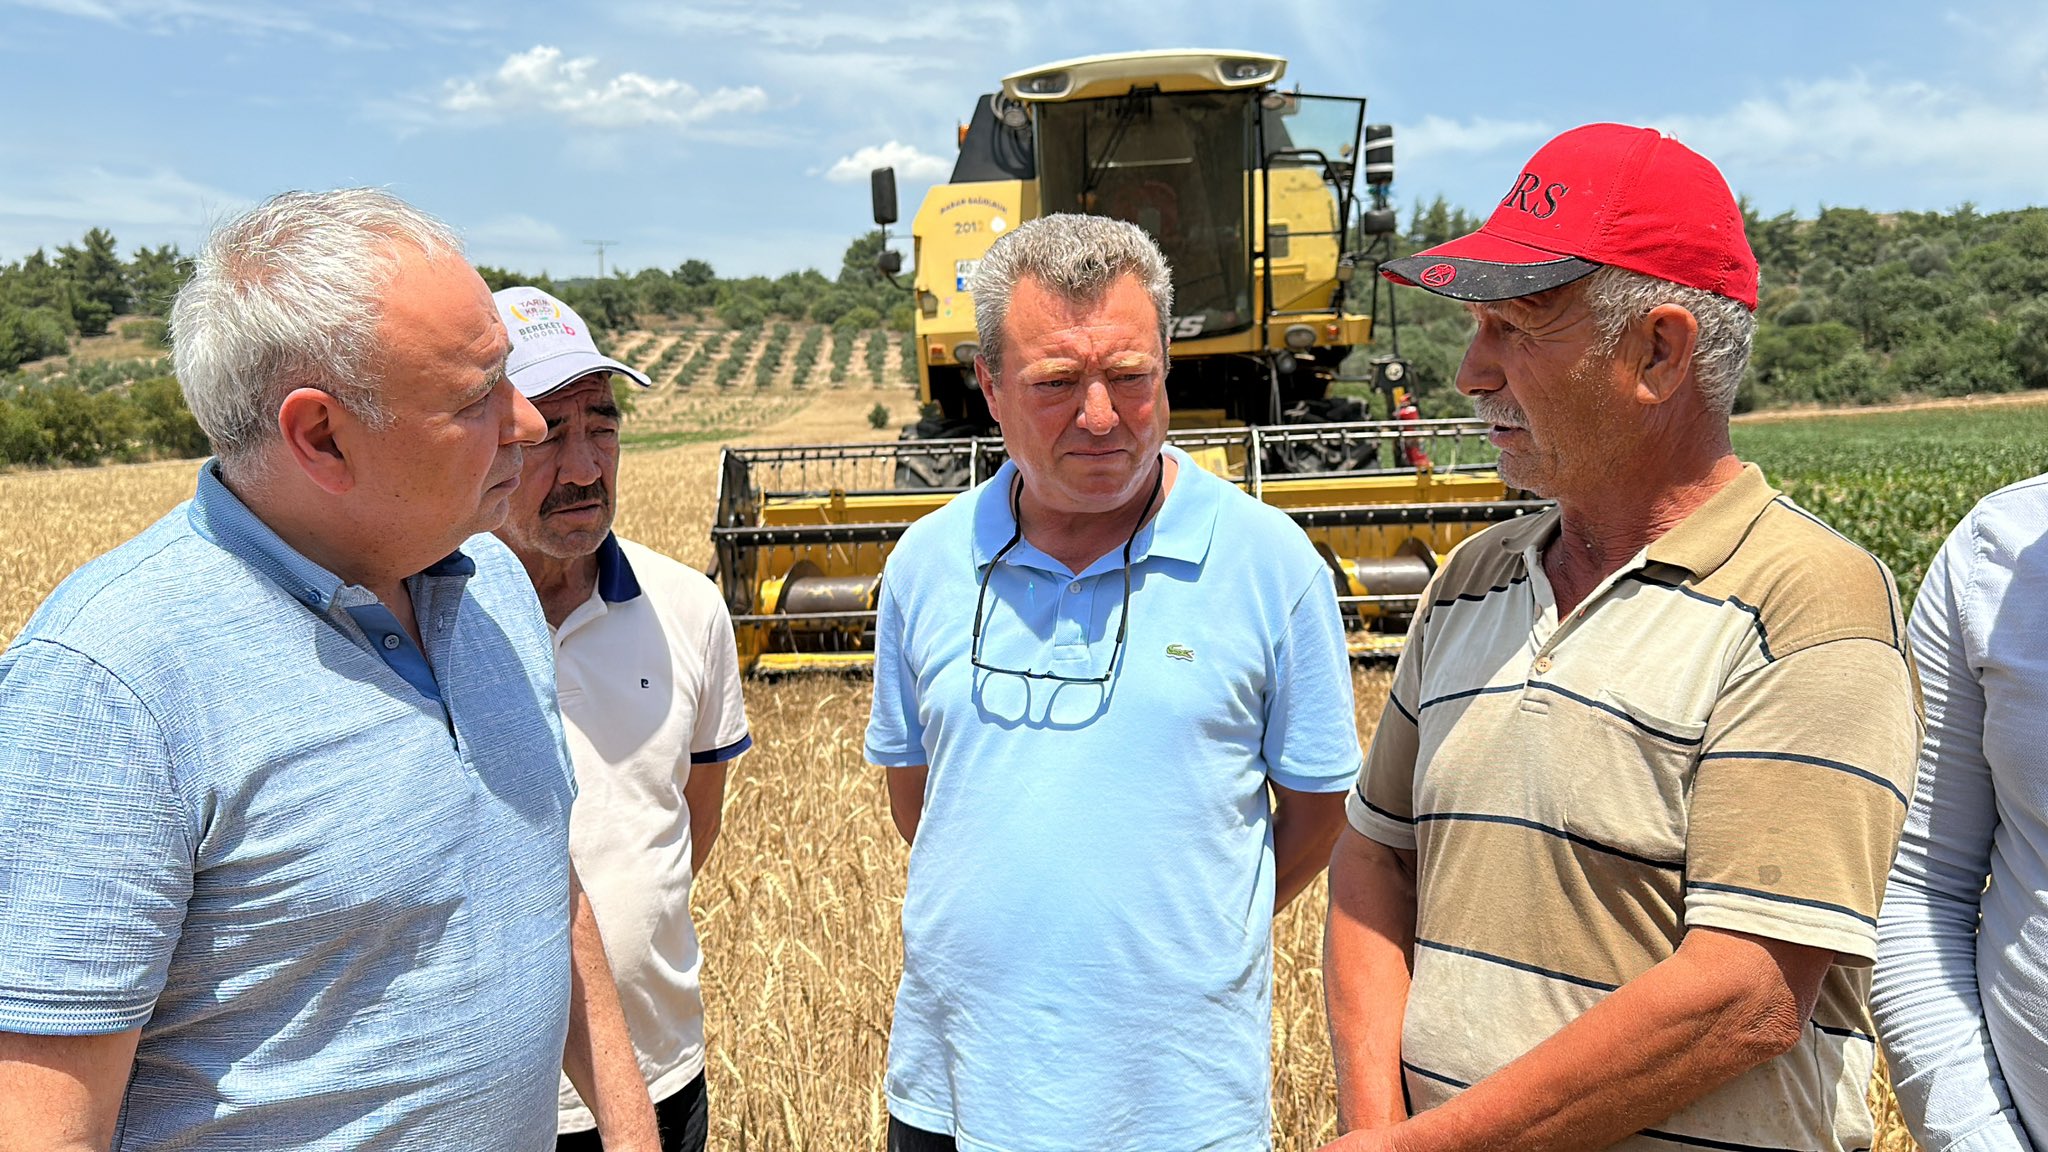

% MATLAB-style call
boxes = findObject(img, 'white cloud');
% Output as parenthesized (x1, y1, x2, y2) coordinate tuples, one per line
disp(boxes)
(0, 161, 244, 256)
(438, 46, 768, 130)
(824, 140, 951, 183)
(1400, 115, 1553, 163)
(1651, 75, 2048, 207)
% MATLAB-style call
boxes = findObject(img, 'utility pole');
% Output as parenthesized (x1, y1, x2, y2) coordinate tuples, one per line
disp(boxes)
(586, 239, 619, 279)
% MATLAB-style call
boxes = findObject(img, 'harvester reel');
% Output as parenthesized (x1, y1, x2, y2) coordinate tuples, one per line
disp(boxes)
(1265, 396, 1380, 473)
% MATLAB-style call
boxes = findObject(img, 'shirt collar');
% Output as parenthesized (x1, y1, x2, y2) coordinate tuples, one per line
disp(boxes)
(1642, 463, 1780, 578)
(1491, 463, 1779, 581)
(186, 459, 474, 610)
(970, 444, 1219, 576)
(595, 532, 642, 603)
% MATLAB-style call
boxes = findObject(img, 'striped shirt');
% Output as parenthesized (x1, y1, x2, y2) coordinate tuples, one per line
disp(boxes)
(1349, 463, 1922, 1152)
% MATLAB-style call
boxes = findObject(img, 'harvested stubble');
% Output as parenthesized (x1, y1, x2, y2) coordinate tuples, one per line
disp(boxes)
(0, 392, 1922, 1152)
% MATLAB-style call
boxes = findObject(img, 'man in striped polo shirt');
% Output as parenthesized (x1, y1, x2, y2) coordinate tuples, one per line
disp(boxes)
(1320, 124, 1922, 1152)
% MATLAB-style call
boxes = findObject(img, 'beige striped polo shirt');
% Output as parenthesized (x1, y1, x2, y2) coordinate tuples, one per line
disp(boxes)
(1348, 463, 1922, 1152)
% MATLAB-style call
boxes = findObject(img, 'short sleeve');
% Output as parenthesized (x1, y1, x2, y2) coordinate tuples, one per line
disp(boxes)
(1347, 593, 1427, 850)
(688, 599, 753, 765)
(1262, 568, 1362, 793)
(865, 576, 926, 767)
(0, 640, 194, 1034)
(1685, 638, 1922, 965)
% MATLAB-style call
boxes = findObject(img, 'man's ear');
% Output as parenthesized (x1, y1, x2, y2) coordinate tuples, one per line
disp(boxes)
(975, 354, 1003, 426)
(1634, 303, 1701, 407)
(277, 387, 357, 496)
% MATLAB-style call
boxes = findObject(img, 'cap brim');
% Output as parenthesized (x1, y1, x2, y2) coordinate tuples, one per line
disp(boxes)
(509, 350, 653, 399)
(1381, 229, 1599, 301)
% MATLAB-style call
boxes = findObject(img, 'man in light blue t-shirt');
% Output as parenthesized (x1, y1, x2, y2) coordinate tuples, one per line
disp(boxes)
(0, 190, 658, 1152)
(866, 214, 1360, 1152)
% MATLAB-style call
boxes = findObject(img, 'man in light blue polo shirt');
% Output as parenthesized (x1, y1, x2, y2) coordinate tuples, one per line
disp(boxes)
(0, 190, 657, 1151)
(867, 214, 1359, 1152)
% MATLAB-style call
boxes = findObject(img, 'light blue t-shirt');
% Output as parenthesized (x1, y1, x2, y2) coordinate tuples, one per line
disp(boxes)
(0, 462, 577, 1152)
(866, 446, 1361, 1152)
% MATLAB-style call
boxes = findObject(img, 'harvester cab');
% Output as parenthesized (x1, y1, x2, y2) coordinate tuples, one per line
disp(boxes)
(713, 49, 1545, 674)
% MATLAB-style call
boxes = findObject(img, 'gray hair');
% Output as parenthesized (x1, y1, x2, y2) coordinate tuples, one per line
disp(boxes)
(170, 188, 465, 463)
(1584, 265, 1756, 416)
(972, 213, 1173, 379)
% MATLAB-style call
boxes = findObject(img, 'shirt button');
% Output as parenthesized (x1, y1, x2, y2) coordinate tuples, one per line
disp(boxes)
(1068, 581, 1083, 593)
(382, 634, 402, 651)
(1532, 656, 1552, 674)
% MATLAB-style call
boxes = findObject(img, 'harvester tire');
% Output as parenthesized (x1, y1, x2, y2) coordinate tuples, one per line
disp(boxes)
(894, 413, 980, 490)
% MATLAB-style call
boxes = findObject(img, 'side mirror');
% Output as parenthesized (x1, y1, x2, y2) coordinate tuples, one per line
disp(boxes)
(876, 249, 903, 277)
(1360, 208, 1399, 236)
(871, 168, 899, 226)
(1363, 124, 1394, 188)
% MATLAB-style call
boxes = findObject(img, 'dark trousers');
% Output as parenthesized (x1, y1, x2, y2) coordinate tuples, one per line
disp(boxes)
(887, 1115, 958, 1152)
(556, 1071, 708, 1152)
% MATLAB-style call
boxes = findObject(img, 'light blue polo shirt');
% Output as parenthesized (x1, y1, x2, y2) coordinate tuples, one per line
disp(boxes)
(0, 462, 577, 1152)
(867, 445, 1361, 1152)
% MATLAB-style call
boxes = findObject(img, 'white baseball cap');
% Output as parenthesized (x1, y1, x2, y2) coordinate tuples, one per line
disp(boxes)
(492, 286, 652, 399)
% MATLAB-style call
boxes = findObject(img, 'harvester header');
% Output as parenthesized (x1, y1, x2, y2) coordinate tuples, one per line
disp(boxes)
(713, 48, 1543, 673)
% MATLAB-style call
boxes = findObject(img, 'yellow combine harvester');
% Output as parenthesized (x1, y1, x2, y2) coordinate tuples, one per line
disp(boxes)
(714, 49, 1544, 673)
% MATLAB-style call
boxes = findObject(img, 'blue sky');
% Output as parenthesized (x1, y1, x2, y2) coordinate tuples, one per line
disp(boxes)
(2, 0, 2044, 278)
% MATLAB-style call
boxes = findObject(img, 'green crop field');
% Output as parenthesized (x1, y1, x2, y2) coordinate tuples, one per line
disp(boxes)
(1733, 402, 2048, 608)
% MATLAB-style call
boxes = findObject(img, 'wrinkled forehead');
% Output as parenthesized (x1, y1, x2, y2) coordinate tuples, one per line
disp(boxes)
(535, 372, 617, 417)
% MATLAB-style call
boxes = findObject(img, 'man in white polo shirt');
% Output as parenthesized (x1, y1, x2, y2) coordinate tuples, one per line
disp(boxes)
(491, 287, 752, 1152)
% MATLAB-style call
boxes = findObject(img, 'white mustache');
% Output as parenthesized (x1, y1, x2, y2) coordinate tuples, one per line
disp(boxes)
(1471, 396, 1527, 430)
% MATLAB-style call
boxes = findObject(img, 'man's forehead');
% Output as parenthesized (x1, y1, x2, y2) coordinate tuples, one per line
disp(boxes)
(537, 373, 616, 413)
(1467, 280, 1585, 323)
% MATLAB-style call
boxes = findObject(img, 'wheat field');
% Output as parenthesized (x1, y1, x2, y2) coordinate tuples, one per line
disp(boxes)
(0, 388, 1916, 1151)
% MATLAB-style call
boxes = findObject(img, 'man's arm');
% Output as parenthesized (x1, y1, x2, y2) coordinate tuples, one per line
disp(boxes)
(1272, 782, 1347, 910)
(1325, 827, 1417, 1132)
(886, 766, 928, 845)
(1323, 927, 1834, 1152)
(0, 1030, 140, 1152)
(561, 866, 660, 1152)
(682, 763, 728, 876)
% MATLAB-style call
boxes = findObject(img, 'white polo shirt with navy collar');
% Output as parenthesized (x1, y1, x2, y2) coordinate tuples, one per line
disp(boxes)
(551, 533, 752, 1133)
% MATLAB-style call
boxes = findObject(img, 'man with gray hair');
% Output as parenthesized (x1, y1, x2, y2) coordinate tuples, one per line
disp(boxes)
(866, 212, 1359, 1151)
(0, 189, 658, 1151)
(1321, 124, 1921, 1152)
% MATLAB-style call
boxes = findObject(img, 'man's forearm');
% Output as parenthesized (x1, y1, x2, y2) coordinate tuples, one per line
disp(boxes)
(1325, 828, 1416, 1131)
(1272, 785, 1348, 910)
(683, 763, 727, 876)
(1340, 929, 1829, 1152)
(561, 874, 660, 1152)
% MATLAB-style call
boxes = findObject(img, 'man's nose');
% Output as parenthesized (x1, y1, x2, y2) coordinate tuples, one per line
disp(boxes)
(555, 429, 604, 486)
(1076, 379, 1120, 435)
(507, 388, 546, 446)
(1454, 331, 1505, 397)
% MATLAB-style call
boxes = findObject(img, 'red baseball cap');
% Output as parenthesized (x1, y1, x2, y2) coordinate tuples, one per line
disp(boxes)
(1381, 123, 1759, 309)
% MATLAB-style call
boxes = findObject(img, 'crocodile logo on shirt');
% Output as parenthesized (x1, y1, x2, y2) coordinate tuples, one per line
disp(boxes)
(1165, 643, 1195, 662)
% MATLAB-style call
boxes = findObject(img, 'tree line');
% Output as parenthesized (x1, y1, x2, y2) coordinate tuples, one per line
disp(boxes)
(1381, 197, 2048, 415)
(0, 229, 912, 467)
(3, 203, 2046, 468)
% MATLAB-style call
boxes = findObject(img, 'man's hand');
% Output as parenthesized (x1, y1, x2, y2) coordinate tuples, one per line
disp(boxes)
(560, 866, 661, 1152)
(0, 1028, 140, 1152)
(1318, 1128, 1400, 1152)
